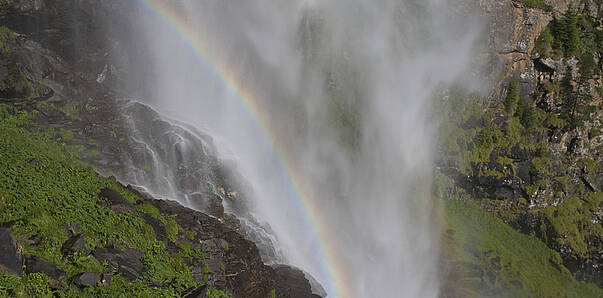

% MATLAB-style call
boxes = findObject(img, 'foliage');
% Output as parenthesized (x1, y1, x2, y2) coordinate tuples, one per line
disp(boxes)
(442, 200, 602, 297)
(503, 82, 519, 116)
(0, 25, 15, 55)
(0, 104, 214, 296)
(207, 287, 232, 298)
(533, 12, 602, 78)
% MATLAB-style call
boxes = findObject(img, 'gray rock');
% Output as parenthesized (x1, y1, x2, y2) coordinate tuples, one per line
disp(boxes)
(98, 187, 134, 206)
(101, 273, 112, 287)
(0, 227, 23, 276)
(24, 255, 66, 286)
(92, 248, 146, 281)
(140, 213, 168, 242)
(272, 264, 314, 298)
(61, 233, 87, 257)
(98, 187, 136, 213)
(72, 272, 101, 287)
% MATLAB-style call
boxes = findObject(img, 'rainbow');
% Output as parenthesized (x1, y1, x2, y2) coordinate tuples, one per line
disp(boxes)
(133, 1, 353, 297)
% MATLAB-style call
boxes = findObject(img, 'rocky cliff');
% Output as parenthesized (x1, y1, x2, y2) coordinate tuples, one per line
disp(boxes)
(437, 0, 602, 288)
(0, 0, 318, 296)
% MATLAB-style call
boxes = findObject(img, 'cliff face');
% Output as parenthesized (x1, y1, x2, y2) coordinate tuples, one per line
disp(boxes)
(437, 0, 602, 287)
(478, 0, 595, 101)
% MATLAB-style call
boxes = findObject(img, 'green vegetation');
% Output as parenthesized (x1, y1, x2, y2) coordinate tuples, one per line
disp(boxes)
(0, 104, 230, 297)
(533, 11, 602, 78)
(503, 82, 519, 115)
(0, 25, 15, 55)
(539, 193, 603, 258)
(442, 200, 602, 297)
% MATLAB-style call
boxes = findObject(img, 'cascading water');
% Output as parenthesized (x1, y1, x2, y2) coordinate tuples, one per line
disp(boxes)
(110, 0, 483, 296)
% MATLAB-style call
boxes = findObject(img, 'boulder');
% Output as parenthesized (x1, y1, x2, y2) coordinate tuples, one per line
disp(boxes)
(0, 227, 23, 276)
(24, 256, 66, 287)
(98, 187, 133, 206)
(98, 187, 136, 213)
(272, 265, 314, 298)
(72, 272, 101, 287)
(140, 213, 167, 242)
(61, 233, 87, 257)
(92, 247, 146, 281)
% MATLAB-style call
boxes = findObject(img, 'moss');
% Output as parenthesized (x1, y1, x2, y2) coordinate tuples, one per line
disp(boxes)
(541, 193, 603, 259)
(0, 26, 15, 55)
(531, 156, 552, 176)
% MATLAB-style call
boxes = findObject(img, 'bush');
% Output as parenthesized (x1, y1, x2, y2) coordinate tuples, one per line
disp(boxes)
(503, 82, 519, 116)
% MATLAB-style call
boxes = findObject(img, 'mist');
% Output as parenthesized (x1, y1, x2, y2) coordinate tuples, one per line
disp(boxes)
(111, 0, 483, 296)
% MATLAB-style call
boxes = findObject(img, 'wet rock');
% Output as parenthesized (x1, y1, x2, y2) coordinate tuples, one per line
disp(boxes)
(303, 271, 327, 298)
(24, 255, 66, 286)
(272, 265, 314, 298)
(187, 193, 224, 218)
(0, 228, 23, 276)
(92, 247, 146, 281)
(140, 213, 167, 242)
(72, 272, 101, 287)
(61, 233, 87, 257)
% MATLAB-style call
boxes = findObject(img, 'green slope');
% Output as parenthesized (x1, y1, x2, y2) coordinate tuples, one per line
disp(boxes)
(442, 199, 601, 297)
(0, 105, 229, 297)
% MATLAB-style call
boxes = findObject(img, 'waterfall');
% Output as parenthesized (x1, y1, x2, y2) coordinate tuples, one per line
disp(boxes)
(110, 0, 483, 296)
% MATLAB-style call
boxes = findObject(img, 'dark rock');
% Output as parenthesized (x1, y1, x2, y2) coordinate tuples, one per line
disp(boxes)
(28, 158, 39, 165)
(98, 188, 136, 213)
(181, 285, 208, 298)
(140, 213, 167, 242)
(61, 233, 87, 257)
(101, 273, 112, 287)
(92, 247, 146, 281)
(272, 265, 314, 298)
(64, 222, 83, 238)
(98, 187, 133, 206)
(24, 255, 66, 286)
(72, 272, 101, 287)
(303, 271, 327, 298)
(0, 227, 23, 276)
(187, 193, 224, 218)
(516, 161, 531, 183)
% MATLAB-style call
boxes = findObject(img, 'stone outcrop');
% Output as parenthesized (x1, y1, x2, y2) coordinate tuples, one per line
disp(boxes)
(0, 228, 23, 277)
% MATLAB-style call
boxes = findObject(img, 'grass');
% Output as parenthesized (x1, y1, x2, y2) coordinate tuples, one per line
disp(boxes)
(442, 199, 602, 297)
(0, 104, 231, 297)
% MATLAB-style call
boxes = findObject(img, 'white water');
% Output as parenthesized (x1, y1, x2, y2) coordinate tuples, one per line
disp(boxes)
(112, 1, 483, 296)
